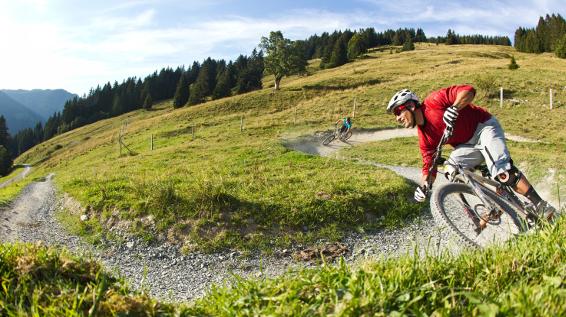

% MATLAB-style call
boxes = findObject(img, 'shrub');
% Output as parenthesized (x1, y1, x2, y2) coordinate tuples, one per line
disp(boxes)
(508, 56, 519, 70)
(473, 74, 499, 99)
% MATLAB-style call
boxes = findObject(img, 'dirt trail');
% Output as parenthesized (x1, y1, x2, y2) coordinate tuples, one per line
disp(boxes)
(0, 173, 55, 241)
(284, 128, 537, 159)
(0, 165, 32, 189)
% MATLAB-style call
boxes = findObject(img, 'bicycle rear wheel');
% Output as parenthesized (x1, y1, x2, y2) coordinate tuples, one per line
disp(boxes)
(322, 133, 336, 146)
(341, 130, 353, 141)
(430, 182, 523, 249)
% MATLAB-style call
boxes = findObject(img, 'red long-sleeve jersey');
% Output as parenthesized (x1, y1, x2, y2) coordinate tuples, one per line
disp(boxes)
(418, 85, 492, 176)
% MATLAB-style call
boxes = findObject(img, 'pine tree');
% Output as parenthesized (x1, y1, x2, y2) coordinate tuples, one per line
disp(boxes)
(202, 58, 217, 96)
(111, 93, 125, 115)
(328, 34, 348, 68)
(188, 63, 210, 105)
(555, 34, 566, 58)
(508, 56, 519, 69)
(140, 82, 151, 107)
(415, 28, 427, 42)
(173, 74, 189, 108)
(143, 94, 153, 110)
(347, 33, 366, 60)
(402, 36, 415, 51)
(0, 116, 9, 148)
(0, 145, 12, 176)
(44, 112, 61, 141)
(212, 68, 233, 99)
(392, 32, 402, 46)
(187, 61, 200, 84)
(360, 28, 378, 48)
(446, 29, 458, 45)
(33, 122, 43, 144)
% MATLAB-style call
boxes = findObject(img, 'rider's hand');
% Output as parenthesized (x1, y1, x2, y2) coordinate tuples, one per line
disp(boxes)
(443, 106, 459, 130)
(414, 185, 430, 203)
(443, 126, 454, 139)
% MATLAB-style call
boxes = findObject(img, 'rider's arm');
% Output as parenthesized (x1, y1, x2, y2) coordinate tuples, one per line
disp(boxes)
(421, 173, 436, 186)
(420, 144, 437, 186)
(451, 87, 476, 110)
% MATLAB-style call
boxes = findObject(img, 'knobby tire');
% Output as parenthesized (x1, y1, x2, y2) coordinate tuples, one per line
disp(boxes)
(430, 182, 524, 248)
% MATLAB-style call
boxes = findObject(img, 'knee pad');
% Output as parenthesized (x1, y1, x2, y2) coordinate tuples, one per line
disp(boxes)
(496, 165, 522, 187)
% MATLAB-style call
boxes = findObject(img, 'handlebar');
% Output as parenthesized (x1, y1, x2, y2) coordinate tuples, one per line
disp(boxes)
(426, 129, 451, 188)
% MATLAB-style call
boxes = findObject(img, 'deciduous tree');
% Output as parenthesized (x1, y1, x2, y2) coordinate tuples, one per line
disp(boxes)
(260, 31, 307, 90)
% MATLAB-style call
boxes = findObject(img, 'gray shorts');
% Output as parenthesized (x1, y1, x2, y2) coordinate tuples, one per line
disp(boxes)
(448, 117, 511, 178)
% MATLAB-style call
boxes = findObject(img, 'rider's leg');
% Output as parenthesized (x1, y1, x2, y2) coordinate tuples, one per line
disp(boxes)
(447, 144, 484, 172)
(478, 118, 555, 219)
(447, 119, 486, 174)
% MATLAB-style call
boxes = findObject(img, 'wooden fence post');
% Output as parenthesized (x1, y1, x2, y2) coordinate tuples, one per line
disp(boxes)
(240, 116, 244, 132)
(192, 125, 195, 140)
(556, 172, 562, 211)
(353, 98, 357, 118)
(150, 134, 153, 151)
(550, 88, 553, 110)
(500, 87, 503, 108)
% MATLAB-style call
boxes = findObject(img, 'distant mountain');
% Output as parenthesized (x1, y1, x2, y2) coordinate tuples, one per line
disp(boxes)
(0, 91, 44, 134)
(1, 89, 76, 121)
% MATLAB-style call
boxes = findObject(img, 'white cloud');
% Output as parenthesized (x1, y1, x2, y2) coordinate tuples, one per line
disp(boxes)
(91, 9, 156, 31)
(0, 1, 562, 95)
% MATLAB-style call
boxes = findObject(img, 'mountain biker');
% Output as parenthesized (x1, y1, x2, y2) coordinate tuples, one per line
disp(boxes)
(335, 116, 352, 138)
(386, 85, 556, 221)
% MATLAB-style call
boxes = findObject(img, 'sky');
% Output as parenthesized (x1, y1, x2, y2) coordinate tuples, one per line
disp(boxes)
(0, 0, 563, 96)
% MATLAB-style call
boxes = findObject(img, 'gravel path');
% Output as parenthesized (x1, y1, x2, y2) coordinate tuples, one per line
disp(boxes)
(0, 164, 32, 189)
(0, 128, 539, 302)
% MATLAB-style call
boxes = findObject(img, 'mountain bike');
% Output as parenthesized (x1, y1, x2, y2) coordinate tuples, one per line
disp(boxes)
(428, 130, 543, 248)
(322, 124, 352, 146)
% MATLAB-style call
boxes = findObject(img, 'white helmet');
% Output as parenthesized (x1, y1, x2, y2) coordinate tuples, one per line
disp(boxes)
(387, 89, 419, 112)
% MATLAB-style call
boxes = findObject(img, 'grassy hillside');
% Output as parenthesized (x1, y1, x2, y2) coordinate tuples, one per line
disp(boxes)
(3, 42, 565, 315)
(14, 43, 566, 253)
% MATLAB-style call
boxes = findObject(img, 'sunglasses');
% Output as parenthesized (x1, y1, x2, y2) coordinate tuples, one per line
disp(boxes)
(393, 105, 408, 116)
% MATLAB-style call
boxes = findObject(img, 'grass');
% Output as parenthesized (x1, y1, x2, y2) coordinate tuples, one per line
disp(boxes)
(0, 242, 177, 316)
(11, 43, 566, 253)
(185, 217, 566, 316)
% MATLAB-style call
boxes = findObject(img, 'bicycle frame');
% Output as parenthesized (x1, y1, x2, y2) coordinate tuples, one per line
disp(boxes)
(426, 131, 533, 224)
(451, 163, 532, 221)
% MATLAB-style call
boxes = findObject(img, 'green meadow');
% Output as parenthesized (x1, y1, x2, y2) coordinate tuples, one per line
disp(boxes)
(1, 42, 565, 315)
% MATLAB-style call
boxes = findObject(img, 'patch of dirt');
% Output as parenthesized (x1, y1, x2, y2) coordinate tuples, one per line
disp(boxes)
(283, 128, 418, 157)
(293, 242, 349, 262)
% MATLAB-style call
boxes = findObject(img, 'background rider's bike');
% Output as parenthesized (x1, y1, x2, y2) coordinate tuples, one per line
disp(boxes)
(427, 130, 546, 248)
(322, 124, 352, 146)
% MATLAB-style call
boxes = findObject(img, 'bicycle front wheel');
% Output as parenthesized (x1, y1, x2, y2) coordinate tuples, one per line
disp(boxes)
(430, 182, 523, 249)
(322, 133, 336, 146)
